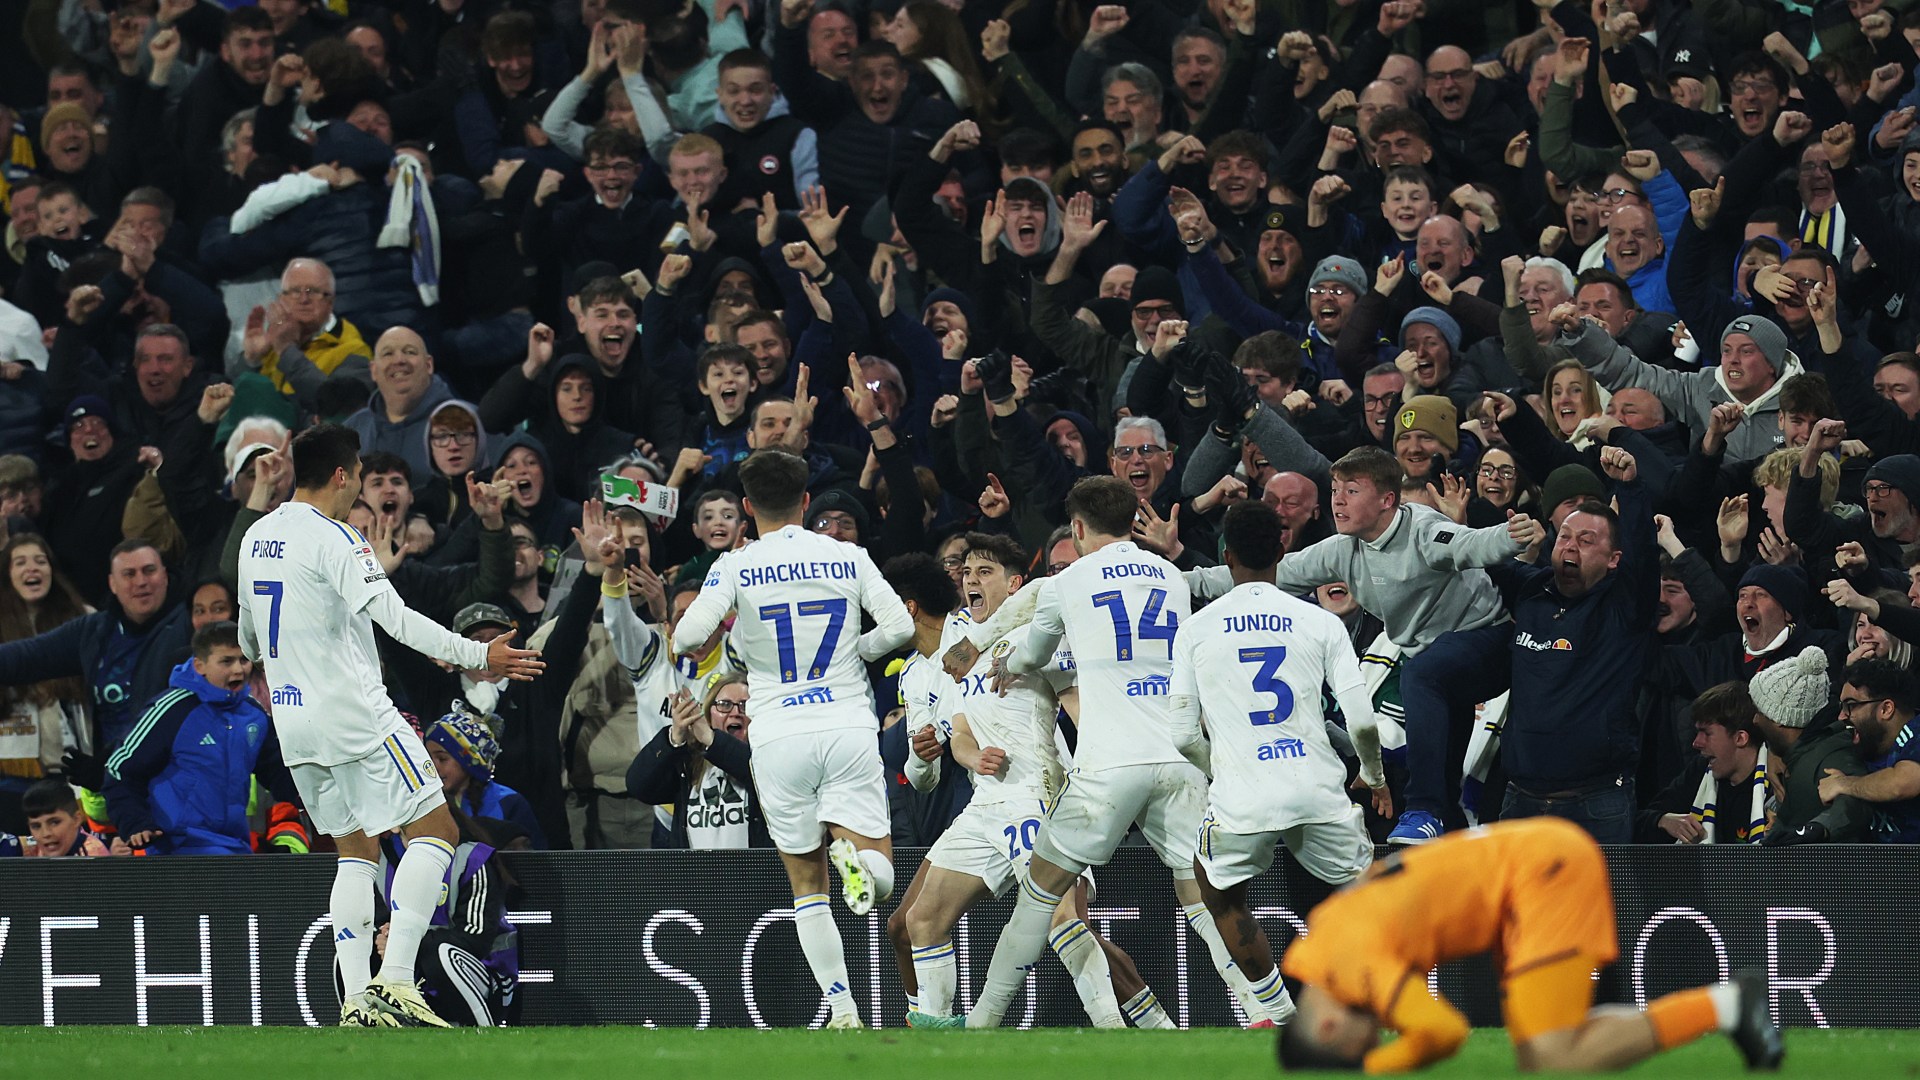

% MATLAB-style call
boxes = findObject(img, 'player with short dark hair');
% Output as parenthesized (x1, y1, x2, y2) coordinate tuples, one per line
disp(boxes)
(672, 446, 913, 1027)
(238, 422, 545, 1028)
(1172, 502, 1389, 1026)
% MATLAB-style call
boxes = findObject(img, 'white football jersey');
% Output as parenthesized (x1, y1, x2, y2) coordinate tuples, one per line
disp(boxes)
(672, 525, 912, 739)
(603, 592, 681, 745)
(238, 501, 487, 767)
(953, 625, 1070, 804)
(1015, 541, 1188, 771)
(1170, 580, 1364, 832)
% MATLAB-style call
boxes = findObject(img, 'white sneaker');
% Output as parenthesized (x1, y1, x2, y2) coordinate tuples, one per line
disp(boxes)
(826, 1011, 864, 1029)
(365, 976, 453, 1028)
(828, 838, 875, 915)
(339, 993, 400, 1028)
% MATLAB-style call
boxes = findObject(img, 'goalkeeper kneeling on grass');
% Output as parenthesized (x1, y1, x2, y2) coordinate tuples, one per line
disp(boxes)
(350, 808, 524, 1027)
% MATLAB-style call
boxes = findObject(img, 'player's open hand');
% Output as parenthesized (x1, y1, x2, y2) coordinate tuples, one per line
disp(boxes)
(1350, 775, 1393, 819)
(487, 636, 545, 681)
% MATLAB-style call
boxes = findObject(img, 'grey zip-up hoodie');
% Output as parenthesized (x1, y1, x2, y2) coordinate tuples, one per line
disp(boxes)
(1185, 503, 1519, 653)
(1563, 320, 1797, 463)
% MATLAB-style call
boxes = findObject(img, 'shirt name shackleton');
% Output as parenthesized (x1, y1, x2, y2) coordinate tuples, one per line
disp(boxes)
(739, 561, 858, 587)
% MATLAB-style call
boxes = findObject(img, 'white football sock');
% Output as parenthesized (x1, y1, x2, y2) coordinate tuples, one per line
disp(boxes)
(911, 939, 957, 1016)
(330, 857, 379, 1000)
(1184, 902, 1263, 1022)
(857, 848, 896, 902)
(1710, 982, 1742, 1032)
(968, 877, 1062, 1028)
(794, 894, 857, 1019)
(1247, 965, 1297, 1024)
(382, 837, 456, 985)
(1049, 919, 1123, 1028)
(1122, 987, 1176, 1029)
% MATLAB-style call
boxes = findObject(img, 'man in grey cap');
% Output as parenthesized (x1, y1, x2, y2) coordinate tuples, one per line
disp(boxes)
(1556, 308, 1801, 462)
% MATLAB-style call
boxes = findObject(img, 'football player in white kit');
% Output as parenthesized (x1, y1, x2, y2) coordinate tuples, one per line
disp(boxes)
(1172, 501, 1391, 1026)
(953, 476, 1272, 1029)
(671, 447, 913, 1028)
(236, 425, 545, 1028)
(900, 534, 1163, 1029)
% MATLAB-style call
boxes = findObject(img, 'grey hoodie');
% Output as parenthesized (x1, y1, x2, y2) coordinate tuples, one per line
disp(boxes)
(1185, 503, 1519, 653)
(344, 374, 455, 479)
(421, 399, 493, 480)
(1563, 320, 1797, 463)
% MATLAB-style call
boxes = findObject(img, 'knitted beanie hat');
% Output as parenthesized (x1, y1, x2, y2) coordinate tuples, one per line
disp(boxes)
(1749, 646, 1830, 729)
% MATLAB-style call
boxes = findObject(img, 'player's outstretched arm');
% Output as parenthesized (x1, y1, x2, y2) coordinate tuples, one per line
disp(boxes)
(362, 587, 510, 675)
(671, 557, 735, 656)
(1003, 578, 1063, 674)
(856, 549, 915, 660)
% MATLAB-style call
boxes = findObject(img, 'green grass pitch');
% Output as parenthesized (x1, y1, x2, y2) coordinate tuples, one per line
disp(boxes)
(3, 1027, 1918, 1078)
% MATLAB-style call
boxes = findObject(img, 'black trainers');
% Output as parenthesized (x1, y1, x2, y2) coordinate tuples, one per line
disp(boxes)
(1730, 970, 1784, 1071)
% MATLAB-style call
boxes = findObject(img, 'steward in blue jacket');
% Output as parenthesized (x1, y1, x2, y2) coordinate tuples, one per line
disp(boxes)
(101, 622, 302, 855)
(1487, 446, 1659, 840)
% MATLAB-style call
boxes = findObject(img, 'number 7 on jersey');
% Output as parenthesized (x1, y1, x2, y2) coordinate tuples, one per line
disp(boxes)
(253, 580, 284, 658)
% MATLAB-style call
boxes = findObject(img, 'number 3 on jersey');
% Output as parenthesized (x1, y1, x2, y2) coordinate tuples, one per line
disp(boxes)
(253, 580, 284, 658)
(1091, 587, 1179, 660)
(758, 599, 847, 682)
(1238, 646, 1294, 725)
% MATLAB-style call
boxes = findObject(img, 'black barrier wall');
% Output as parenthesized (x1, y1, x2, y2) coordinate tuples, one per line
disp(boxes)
(0, 846, 1895, 1027)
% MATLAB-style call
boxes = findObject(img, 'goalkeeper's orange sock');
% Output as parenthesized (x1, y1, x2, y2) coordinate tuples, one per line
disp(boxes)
(1647, 985, 1739, 1049)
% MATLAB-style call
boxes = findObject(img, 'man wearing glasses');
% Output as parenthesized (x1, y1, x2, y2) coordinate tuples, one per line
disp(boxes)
(1820, 658, 1920, 842)
(241, 257, 371, 406)
(1417, 45, 1526, 191)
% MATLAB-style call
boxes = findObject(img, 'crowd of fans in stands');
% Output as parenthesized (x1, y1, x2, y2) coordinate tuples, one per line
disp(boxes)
(3, 0, 1920, 857)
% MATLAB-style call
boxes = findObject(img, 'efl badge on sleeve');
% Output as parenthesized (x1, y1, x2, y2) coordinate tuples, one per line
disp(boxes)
(602, 473, 680, 523)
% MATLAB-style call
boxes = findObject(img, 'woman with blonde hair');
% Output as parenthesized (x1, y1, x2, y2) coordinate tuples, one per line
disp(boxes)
(1542, 358, 1606, 445)
(626, 672, 767, 849)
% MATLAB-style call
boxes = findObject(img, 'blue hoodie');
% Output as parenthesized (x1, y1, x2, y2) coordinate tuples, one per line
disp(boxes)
(101, 659, 297, 855)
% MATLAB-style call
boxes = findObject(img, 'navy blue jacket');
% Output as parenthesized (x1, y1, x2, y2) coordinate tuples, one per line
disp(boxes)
(198, 178, 423, 341)
(0, 600, 193, 758)
(101, 659, 298, 854)
(1488, 477, 1660, 789)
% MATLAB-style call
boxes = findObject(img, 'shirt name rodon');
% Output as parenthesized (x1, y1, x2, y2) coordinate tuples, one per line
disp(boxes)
(737, 562, 858, 587)
(1099, 563, 1166, 580)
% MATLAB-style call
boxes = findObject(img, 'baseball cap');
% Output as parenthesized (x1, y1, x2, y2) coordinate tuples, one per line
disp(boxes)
(453, 602, 516, 636)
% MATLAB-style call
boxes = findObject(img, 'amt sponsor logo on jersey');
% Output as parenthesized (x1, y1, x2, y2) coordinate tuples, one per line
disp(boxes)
(1257, 737, 1306, 761)
(272, 683, 304, 706)
(779, 687, 836, 707)
(1125, 673, 1170, 697)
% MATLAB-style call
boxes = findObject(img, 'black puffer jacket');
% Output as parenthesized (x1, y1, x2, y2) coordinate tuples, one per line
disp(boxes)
(199, 183, 422, 342)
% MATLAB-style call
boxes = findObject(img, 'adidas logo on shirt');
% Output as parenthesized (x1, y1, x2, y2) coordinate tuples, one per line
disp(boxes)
(199, 734, 217, 746)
